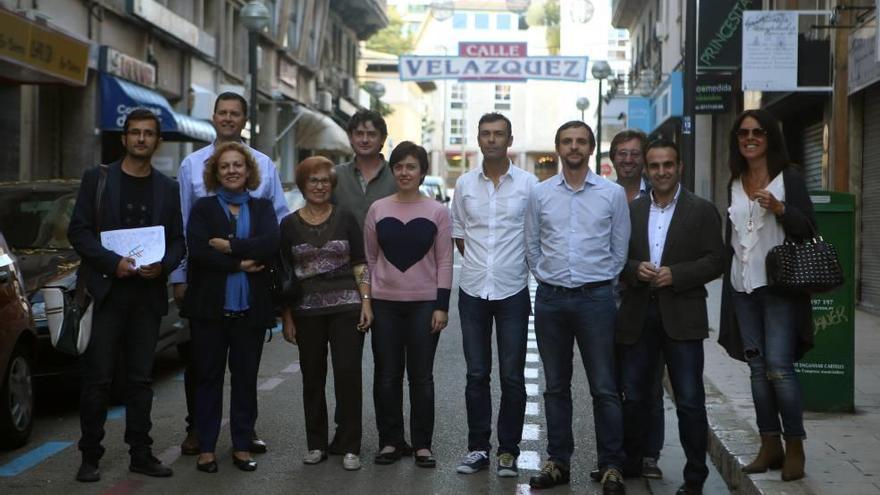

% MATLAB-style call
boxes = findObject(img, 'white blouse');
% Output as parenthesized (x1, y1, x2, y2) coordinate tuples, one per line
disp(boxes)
(728, 174, 787, 293)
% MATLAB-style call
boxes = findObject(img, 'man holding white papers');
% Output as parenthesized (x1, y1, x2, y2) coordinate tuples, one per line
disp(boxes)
(68, 108, 185, 482)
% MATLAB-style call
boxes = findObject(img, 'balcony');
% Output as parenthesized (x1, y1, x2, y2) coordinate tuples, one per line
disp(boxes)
(331, 0, 389, 39)
(611, 0, 647, 29)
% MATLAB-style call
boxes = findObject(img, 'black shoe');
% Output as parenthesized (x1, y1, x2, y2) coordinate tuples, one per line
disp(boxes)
(180, 430, 200, 456)
(233, 455, 257, 472)
(415, 453, 437, 468)
(529, 461, 570, 489)
(400, 443, 414, 456)
(601, 468, 626, 495)
(196, 460, 218, 473)
(130, 455, 173, 477)
(328, 438, 344, 456)
(249, 434, 268, 454)
(374, 448, 403, 465)
(76, 461, 100, 482)
(590, 467, 606, 482)
(675, 482, 703, 495)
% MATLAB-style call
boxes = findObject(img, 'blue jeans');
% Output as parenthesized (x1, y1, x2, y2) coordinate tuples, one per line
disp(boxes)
(459, 287, 530, 456)
(371, 299, 439, 451)
(620, 301, 709, 485)
(534, 282, 624, 469)
(732, 288, 806, 438)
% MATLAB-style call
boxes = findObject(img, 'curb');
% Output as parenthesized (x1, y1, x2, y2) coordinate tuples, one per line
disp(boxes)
(701, 376, 817, 495)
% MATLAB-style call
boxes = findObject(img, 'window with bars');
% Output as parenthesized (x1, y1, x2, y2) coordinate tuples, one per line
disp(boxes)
(494, 84, 511, 110)
(450, 118, 466, 145)
(450, 84, 465, 109)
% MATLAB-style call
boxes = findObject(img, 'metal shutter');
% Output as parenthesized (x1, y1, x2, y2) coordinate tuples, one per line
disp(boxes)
(861, 86, 880, 312)
(801, 121, 824, 191)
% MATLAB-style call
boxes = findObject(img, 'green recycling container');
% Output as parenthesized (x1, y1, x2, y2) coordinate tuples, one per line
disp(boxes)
(794, 191, 855, 412)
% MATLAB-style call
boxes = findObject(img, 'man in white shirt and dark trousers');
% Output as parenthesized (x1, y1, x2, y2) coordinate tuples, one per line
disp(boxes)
(616, 139, 723, 495)
(172, 92, 290, 455)
(525, 121, 630, 495)
(452, 113, 538, 477)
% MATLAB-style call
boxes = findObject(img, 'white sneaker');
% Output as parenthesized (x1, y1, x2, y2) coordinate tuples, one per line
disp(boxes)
(303, 449, 327, 464)
(343, 453, 361, 471)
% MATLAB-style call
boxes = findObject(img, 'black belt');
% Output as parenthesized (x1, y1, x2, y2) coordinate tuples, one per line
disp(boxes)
(223, 310, 249, 319)
(539, 280, 612, 293)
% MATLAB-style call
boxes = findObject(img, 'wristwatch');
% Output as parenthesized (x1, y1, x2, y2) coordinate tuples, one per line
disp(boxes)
(362, 294, 371, 300)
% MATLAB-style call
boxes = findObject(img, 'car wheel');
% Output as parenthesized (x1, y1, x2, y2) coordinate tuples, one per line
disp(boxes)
(0, 343, 34, 449)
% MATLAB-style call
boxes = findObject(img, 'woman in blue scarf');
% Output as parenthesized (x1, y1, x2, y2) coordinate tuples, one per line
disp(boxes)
(182, 142, 280, 474)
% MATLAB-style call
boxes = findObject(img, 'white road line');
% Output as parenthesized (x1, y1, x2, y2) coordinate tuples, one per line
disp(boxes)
(522, 424, 541, 440)
(524, 368, 538, 379)
(528, 332, 536, 340)
(258, 377, 286, 391)
(527, 323, 535, 330)
(527, 341, 538, 349)
(518, 451, 542, 471)
(157, 445, 181, 467)
(525, 383, 539, 396)
(526, 353, 540, 363)
(525, 402, 540, 416)
(281, 362, 300, 373)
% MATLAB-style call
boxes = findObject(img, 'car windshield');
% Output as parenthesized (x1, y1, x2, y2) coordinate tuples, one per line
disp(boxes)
(0, 189, 77, 249)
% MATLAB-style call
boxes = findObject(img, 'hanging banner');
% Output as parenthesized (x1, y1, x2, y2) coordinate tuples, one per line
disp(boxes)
(697, 0, 759, 73)
(399, 55, 589, 82)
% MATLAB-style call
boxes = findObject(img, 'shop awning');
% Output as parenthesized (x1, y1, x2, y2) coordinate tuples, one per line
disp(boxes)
(99, 74, 216, 143)
(294, 107, 351, 153)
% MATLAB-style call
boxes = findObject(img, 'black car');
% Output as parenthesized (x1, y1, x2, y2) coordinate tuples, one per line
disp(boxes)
(0, 181, 183, 442)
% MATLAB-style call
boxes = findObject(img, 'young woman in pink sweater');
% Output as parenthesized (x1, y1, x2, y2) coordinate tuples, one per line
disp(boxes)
(363, 141, 453, 468)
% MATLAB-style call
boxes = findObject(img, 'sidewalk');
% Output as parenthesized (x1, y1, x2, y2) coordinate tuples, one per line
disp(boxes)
(702, 280, 880, 494)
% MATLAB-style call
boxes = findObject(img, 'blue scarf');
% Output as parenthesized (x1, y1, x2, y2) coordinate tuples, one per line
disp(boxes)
(216, 189, 251, 312)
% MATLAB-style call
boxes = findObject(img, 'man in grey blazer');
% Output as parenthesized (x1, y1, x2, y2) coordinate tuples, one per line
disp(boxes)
(617, 139, 724, 495)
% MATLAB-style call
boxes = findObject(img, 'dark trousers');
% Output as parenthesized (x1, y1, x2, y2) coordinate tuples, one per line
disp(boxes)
(371, 299, 439, 451)
(294, 310, 364, 454)
(621, 301, 709, 485)
(190, 317, 265, 453)
(78, 286, 161, 462)
(534, 283, 624, 469)
(459, 287, 530, 456)
(645, 358, 665, 460)
(178, 338, 197, 433)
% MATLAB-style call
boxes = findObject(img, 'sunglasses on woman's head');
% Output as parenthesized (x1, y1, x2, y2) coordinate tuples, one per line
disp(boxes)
(735, 127, 768, 139)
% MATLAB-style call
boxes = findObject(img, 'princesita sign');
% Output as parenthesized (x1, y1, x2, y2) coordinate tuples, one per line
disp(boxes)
(399, 55, 589, 82)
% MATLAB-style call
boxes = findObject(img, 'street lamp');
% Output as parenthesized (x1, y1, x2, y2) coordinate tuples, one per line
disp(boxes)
(568, 0, 595, 23)
(430, 1, 454, 21)
(591, 60, 612, 172)
(241, 1, 270, 143)
(506, 0, 530, 13)
(576, 97, 590, 121)
(362, 81, 386, 111)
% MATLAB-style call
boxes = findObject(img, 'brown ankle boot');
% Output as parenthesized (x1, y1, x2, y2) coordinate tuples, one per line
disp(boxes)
(742, 434, 784, 473)
(781, 437, 805, 481)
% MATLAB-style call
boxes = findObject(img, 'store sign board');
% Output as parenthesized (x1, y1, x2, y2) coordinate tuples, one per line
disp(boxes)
(100, 46, 156, 88)
(848, 26, 880, 95)
(695, 75, 734, 113)
(399, 55, 589, 82)
(0, 9, 89, 85)
(129, 0, 214, 57)
(697, 0, 759, 73)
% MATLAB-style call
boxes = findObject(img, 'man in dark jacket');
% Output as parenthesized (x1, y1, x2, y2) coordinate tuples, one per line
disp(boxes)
(617, 139, 723, 495)
(68, 108, 185, 482)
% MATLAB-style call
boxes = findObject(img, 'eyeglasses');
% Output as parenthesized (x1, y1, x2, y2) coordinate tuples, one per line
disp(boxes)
(614, 149, 642, 159)
(735, 127, 768, 139)
(307, 177, 332, 187)
(127, 129, 157, 138)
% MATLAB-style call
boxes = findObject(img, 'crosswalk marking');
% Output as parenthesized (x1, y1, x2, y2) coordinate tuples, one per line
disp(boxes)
(522, 424, 541, 440)
(526, 353, 540, 363)
(525, 383, 540, 396)
(524, 368, 538, 379)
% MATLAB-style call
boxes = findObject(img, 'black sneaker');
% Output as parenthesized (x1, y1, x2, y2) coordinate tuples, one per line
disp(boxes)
(76, 461, 100, 482)
(641, 457, 663, 479)
(602, 468, 626, 495)
(529, 460, 570, 489)
(130, 455, 173, 477)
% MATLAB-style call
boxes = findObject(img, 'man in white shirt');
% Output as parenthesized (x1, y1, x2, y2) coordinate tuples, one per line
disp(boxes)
(172, 92, 289, 455)
(452, 113, 537, 478)
(616, 139, 723, 495)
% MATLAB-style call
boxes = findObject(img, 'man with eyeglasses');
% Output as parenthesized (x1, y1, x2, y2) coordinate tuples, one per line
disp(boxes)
(68, 108, 186, 482)
(172, 92, 289, 456)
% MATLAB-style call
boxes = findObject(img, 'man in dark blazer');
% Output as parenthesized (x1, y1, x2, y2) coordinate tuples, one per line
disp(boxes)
(617, 139, 723, 495)
(68, 108, 185, 482)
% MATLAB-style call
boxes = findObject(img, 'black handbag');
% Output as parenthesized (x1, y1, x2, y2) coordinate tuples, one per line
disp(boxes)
(766, 225, 844, 293)
(269, 255, 302, 306)
(48, 164, 108, 355)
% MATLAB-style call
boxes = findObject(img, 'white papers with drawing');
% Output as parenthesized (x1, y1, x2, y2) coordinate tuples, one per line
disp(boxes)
(100, 226, 165, 267)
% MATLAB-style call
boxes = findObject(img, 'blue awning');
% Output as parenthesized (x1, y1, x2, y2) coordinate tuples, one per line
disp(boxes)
(99, 74, 216, 143)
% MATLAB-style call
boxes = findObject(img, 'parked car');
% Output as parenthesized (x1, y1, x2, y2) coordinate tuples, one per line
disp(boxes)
(420, 175, 450, 204)
(0, 181, 183, 446)
(0, 230, 36, 449)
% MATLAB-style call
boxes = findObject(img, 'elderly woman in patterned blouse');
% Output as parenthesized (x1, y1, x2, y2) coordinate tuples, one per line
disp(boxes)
(279, 156, 372, 471)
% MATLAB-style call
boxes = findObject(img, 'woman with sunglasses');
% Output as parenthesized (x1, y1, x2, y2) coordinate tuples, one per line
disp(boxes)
(718, 109, 817, 482)
(279, 156, 372, 471)
(363, 141, 453, 468)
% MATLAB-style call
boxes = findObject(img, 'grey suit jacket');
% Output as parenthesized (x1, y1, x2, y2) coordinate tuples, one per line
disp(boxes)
(617, 187, 724, 344)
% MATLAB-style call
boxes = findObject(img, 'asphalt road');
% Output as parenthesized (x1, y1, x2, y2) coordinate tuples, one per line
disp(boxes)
(0, 264, 733, 494)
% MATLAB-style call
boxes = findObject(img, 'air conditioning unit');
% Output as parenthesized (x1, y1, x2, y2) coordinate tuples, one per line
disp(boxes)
(654, 21, 667, 41)
(317, 90, 333, 112)
(343, 77, 358, 101)
(316, 69, 327, 88)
